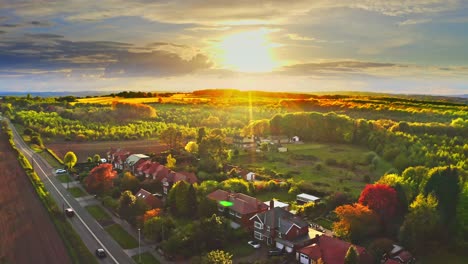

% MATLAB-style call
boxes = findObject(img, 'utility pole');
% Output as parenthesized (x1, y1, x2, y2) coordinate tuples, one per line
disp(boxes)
(138, 228, 141, 263)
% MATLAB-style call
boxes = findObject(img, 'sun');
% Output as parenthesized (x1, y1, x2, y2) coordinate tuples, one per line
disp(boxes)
(218, 29, 278, 73)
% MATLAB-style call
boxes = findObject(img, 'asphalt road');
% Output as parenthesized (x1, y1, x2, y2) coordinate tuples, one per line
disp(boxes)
(6, 119, 135, 264)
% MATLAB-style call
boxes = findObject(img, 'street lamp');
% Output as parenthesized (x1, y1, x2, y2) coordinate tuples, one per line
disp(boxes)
(138, 228, 141, 263)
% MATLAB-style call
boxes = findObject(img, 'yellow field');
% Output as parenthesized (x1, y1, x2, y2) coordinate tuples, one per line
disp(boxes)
(75, 96, 164, 105)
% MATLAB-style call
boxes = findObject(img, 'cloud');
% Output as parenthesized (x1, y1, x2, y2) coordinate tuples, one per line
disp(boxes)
(280, 61, 400, 75)
(278, 60, 468, 80)
(398, 18, 432, 26)
(287, 34, 315, 41)
(0, 34, 213, 78)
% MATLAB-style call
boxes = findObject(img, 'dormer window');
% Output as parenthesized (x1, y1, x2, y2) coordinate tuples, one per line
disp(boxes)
(254, 221, 263, 229)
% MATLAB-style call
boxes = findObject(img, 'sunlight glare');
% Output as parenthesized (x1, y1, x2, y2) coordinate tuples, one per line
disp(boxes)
(218, 29, 278, 72)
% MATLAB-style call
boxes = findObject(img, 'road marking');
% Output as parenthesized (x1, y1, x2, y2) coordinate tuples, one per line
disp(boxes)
(15, 132, 120, 263)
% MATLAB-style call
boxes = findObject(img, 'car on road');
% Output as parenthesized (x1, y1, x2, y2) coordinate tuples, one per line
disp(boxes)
(95, 248, 106, 258)
(64, 208, 75, 217)
(248, 240, 261, 249)
(55, 169, 67, 174)
(100, 158, 107, 163)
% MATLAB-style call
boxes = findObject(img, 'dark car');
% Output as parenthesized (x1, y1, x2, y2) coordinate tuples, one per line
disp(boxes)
(95, 248, 106, 258)
(268, 249, 283, 257)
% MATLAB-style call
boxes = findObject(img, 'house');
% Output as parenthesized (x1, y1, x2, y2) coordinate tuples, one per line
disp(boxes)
(135, 160, 153, 177)
(250, 204, 312, 253)
(126, 154, 149, 173)
(268, 135, 291, 144)
(135, 188, 163, 209)
(207, 189, 268, 229)
(297, 193, 320, 204)
(296, 235, 373, 264)
(233, 135, 256, 149)
(292, 136, 300, 142)
(160, 171, 198, 194)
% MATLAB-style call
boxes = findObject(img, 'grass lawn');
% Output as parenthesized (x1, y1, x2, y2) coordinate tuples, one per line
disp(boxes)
(39, 150, 63, 168)
(132, 252, 160, 264)
(235, 142, 394, 197)
(68, 187, 87, 198)
(85, 205, 112, 222)
(105, 224, 139, 249)
(226, 241, 255, 258)
(315, 217, 334, 230)
(57, 174, 71, 183)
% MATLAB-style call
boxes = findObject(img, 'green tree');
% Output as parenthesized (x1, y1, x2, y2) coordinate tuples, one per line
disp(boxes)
(121, 172, 140, 193)
(160, 126, 184, 150)
(219, 178, 251, 194)
(63, 151, 77, 172)
(200, 250, 232, 264)
(166, 154, 176, 170)
(93, 154, 101, 163)
(424, 166, 460, 226)
(143, 216, 175, 242)
(118, 190, 136, 222)
(185, 141, 199, 154)
(399, 194, 443, 254)
(344, 246, 359, 264)
(167, 181, 198, 218)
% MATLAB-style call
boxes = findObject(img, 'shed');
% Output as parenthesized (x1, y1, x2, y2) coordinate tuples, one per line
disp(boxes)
(297, 193, 320, 204)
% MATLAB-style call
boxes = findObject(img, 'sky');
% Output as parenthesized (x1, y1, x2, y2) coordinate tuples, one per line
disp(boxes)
(1, 0, 468, 95)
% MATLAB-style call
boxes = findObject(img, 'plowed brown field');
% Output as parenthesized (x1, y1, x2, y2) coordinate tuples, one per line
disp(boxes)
(0, 132, 71, 263)
(47, 139, 169, 163)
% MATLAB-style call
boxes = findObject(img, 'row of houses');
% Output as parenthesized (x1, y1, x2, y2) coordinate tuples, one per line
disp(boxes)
(106, 148, 198, 196)
(207, 189, 413, 264)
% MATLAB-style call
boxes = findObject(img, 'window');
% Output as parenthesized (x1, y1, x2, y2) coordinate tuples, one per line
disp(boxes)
(254, 231, 263, 240)
(218, 206, 224, 212)
(230, 210, 235, 216)
(254, 221, 263, 229)
(236, 212, 241, 218)
(267, 226, 270, 232)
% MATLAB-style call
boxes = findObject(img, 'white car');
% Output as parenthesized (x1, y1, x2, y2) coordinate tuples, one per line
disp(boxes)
(55, 169, 67, 174)
(248, 240, 261, 249)
(100, 158, 107, 163)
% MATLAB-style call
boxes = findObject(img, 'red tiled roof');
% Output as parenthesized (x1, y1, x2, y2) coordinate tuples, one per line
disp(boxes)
(384, 259, 400, 264)
(298, 244, 322, 260)
(135, 188, 162, 208)
(136, 160, 152, 172)
(207, 189, 268, 215)
(299, 235, 373, 264)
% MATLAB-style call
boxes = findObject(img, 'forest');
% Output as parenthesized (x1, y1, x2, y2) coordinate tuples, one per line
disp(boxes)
(1, 89, 467, 262)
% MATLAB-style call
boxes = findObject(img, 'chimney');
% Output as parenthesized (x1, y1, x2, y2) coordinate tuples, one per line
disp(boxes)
(270, 199, 275, 210)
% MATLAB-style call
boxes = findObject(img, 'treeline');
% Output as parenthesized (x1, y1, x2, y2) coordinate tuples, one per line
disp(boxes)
(243, 112, 468, 171)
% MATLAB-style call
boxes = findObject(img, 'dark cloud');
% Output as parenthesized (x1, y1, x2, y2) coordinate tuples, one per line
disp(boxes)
(0, 34, 212, 77)
(0, 23, 19, 28)
(29, 20, 52, 27)
(146, 42, 189, 48)
(279, 61, 402, 75)
(0, 30, 5, 34)
(105, 51, 212, 77)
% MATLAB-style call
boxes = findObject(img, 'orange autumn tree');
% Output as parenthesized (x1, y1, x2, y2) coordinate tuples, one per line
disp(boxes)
(85, 163, 117, 195)
(143, 208, 162, 223)
(333, 203, 379, 243)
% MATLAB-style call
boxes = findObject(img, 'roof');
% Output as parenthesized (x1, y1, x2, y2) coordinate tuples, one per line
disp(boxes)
(163, 171, 198, 184)
(264, 200, 289, 209)
(207, 189, 268, 215)
(253, 207, 309, 234)
(297, 193, 320, 202)
(126, 154, 149, 166)
(298, 235, 373, 264)
(135, 188, 162, 208)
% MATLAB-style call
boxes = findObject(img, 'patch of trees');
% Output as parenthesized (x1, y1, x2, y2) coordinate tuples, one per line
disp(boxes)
(111, 101, 156, 120)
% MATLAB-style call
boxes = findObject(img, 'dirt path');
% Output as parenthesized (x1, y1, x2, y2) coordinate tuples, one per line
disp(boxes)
(0, 133, 71, 264)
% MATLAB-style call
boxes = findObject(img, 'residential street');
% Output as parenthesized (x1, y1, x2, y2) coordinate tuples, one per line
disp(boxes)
(6, 119, 134, 264)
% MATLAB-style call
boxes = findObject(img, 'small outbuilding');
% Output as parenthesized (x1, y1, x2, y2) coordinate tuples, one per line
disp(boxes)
(297, 193, 320, 204)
